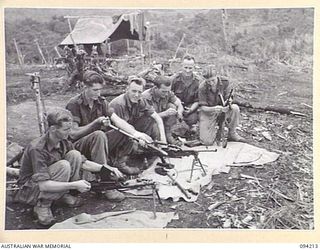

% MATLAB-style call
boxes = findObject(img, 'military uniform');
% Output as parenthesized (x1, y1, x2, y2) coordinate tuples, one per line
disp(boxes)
(171, 71, 202, 126)
(14, 133, 84, 206)
(109, 93, 159, 164)
(66, 93, 113, 166)
(198, 76, 241, 145)
(142, 86, 178, 141)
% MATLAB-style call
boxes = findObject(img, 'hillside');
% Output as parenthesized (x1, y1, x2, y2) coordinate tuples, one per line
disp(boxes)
(4, 8, 314, 67)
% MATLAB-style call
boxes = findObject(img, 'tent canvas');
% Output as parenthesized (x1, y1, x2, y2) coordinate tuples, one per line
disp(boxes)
(59, 13, 146, 48)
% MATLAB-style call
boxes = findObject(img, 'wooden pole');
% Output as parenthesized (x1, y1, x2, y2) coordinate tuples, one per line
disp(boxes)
(54, 46, 62, 58)
(147, 27, 152, 62)
(126, 39, 130, 55)
(67, 18, 78, 50)
(221, 9, 230, 53)
(13, 38, 23, 65)
(170, 33, 185, 67)
(140, 41, 144, 65)
(108, 41, 111, 56)
(34, 39, 48, 65)
(27, 73, 47, 135)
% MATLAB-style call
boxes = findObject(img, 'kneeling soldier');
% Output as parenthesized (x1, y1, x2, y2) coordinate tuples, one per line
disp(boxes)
(13, 108, 121, 226)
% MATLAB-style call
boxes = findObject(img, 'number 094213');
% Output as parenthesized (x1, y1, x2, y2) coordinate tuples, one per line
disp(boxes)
(300, 244, 319, 249)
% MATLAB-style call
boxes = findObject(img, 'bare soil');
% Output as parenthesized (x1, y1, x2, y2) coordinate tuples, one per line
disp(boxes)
(5, 63, 313, 230)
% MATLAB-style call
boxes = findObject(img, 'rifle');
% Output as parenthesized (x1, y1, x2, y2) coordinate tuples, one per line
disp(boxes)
(216, 88, 234, 148)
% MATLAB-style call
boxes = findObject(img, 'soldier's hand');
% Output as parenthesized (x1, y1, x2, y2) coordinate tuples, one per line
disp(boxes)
(221, 106, 229, 113)
(183, 107, 191, 116)
(97, 116, 111, 127)
(165, 108, 177, 116)
(133, 131, 153, 147)
(95, 116, 108, 126)
(109, 167, 125, 179)
(74, 180, 91, 193)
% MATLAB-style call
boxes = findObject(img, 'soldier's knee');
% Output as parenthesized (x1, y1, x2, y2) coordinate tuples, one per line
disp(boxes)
(231, 104, 240, 113)
(92, 130, 108, 142)
(168, 103, 176, 109)
(57, 160, 71, 174)
(67, 149, 81, 159)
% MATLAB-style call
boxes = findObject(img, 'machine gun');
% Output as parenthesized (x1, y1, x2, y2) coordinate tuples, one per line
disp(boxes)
(148, 141, 217, 182)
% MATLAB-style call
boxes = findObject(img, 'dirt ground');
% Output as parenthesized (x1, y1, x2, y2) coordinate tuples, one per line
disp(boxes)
(5, 63, 313, 229)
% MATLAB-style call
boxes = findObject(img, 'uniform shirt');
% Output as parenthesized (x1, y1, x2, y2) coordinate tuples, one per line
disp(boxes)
(18, 133, 75, 185)
(142, 87, 177, 113)
(198, 76, 232, 107)
(66, 92, 114, 126)
(171, 72, 202, 106)
(109, 93, 155, 124)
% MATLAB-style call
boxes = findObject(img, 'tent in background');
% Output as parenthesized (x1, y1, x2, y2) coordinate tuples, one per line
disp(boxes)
(59, 11, 146, 56)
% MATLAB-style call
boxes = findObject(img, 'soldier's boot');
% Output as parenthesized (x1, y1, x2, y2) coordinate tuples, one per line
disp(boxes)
(228, 131, 246, 143)
(33, 199, 56, 226)
(58, 193, 83, 208)
(103, 190, 126, 202)
(117, 157, 141, 176)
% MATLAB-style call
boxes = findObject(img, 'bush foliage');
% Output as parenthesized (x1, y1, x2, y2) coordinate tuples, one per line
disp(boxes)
(5, 8, 314, 67)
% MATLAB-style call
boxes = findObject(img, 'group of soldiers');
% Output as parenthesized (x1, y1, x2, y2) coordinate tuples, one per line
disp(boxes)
(13, 54, 246, 226)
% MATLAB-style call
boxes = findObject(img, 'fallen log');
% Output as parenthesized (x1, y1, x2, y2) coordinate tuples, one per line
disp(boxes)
(234, 101, 308, 117)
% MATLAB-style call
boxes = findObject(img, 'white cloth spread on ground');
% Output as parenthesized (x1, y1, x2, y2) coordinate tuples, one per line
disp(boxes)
(50, 210, 178, 229)
(129, 142, 279, 202)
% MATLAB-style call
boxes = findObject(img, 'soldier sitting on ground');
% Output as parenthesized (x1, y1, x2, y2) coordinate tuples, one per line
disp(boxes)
(142, 75, 184, 145)
(13, 108, 122, 226)
(198, 65, 246, 146)
(66, 71, 152, 181)
(109, 76, 167, 172)
(171, 55, 202, 135)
